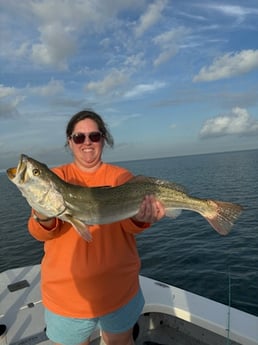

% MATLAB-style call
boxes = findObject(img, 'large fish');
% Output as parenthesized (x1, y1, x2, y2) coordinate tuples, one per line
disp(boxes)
(7, 154, 243, 241)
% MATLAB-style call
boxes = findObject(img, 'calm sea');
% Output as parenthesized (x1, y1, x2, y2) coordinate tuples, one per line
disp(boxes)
(0, 150, 257, 317)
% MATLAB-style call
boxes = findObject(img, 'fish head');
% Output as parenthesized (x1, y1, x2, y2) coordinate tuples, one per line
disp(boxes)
(6, 154, 65, 217)
(7, 154, 47, 187)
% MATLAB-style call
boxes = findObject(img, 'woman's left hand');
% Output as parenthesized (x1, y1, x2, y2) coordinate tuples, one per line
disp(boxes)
(133, 195, 166, 224)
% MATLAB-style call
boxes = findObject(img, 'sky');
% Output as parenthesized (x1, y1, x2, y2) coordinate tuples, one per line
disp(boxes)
(1, 0, 258, 170)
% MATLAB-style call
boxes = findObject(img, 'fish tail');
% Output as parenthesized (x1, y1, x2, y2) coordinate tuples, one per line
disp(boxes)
(205, 200, 243, 235)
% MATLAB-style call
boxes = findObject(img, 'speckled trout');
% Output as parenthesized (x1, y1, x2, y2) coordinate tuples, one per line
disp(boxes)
(7, 154, 243, 241)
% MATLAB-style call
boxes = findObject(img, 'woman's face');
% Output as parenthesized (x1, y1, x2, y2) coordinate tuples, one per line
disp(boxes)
(68, 118, 104, 171)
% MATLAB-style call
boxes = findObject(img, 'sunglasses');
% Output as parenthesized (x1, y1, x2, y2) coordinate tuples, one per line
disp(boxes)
(70, 131, 103, 144)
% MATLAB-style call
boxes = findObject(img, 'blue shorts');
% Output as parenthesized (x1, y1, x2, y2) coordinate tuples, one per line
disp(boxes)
(45, 289, 144, 345)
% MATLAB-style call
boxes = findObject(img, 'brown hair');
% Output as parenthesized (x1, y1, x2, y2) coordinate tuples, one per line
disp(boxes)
(66, 110, 114, 147)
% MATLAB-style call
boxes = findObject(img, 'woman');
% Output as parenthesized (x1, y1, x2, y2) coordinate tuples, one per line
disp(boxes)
(28, 110, 165, 345)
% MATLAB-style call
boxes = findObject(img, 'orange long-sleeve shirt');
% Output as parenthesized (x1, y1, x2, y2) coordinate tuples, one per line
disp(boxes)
(28, 162, 149, 318)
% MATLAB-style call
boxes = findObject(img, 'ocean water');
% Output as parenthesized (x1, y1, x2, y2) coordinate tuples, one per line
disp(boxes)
(0, 149, 257, 317)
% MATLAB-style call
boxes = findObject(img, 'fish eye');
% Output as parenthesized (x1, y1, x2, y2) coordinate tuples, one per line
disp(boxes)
(32, 168, 40, 176)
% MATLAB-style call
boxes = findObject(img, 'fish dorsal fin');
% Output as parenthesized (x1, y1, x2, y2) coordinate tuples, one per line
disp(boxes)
(128, 175, 187, 193)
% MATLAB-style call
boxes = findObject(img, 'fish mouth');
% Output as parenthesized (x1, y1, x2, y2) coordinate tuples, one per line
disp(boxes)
(6, 154, 28, 181)
(6, 167, 17, 179)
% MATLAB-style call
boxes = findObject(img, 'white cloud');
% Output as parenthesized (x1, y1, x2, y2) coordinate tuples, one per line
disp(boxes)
(31, 0, 101, 30)
(153, 27, 190, 66)
(26, 0, 145, 75)
(107, 113, 141, 128)
(193, 50, 258, 82)
(153, 27, 189, 45)
(31, 0, 144, 31)
(0, 85, 25, 118)
(135, 0, 167, 37)
(123, 53, 146, 69)
(15, 0, 144, 70)
(15, 42, 30, 58)
(0, 102, 19, 119)
(85, 69, 129, 96)
(206, 4, 258, 18)
(31, 23, 76, 70)
(0, 85, 17, 98)
(124, 81, 166, 99)
(153, 47, 179, 66)
(200, 107, 258, 138)
(30, 79, 64, 97)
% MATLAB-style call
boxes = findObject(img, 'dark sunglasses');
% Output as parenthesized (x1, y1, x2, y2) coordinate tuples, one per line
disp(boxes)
(70, 131, 103, 144)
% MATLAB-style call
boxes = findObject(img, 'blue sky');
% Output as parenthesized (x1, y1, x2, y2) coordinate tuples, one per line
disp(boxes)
(1, 0, 258, 169)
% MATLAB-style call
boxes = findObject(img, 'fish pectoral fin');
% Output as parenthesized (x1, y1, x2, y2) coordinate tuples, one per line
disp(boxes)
(166, 208, 182, 219)
(63, 215, 92, 242)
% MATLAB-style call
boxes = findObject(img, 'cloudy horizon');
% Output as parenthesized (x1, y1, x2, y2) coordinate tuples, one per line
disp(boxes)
(1, 0, 258, 169)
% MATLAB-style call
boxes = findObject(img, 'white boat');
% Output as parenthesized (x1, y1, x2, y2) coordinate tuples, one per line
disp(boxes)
(0, 265, 257, 345)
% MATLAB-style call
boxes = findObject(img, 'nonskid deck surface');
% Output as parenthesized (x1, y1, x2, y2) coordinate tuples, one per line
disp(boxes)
(135, 312, 241, 345)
